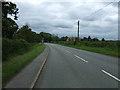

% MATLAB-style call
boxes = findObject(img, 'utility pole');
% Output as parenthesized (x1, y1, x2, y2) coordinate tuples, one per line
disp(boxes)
(57, 34, 58, 43)
(78, 20, 80, 41)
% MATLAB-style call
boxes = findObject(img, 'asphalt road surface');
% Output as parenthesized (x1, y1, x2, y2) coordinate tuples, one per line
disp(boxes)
(34, 43, 119, 88)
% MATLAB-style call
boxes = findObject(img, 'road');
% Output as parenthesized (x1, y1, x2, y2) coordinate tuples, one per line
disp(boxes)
(5, 43, 119, 88)
(33, 43, 119, 88)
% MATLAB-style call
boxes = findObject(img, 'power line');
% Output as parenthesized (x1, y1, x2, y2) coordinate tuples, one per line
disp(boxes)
(76, 1, 116, 39)
(77, 0, 117, 39)
(87, 0, 116, 18)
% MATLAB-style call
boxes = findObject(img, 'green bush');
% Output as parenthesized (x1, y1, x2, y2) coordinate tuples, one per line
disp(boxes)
(2, 38, 30, 61)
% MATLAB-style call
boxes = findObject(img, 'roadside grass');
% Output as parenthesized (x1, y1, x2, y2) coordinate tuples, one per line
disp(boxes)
(0, 63, 1, 85)
(3, 43, 45, 84)
(56, 43, 119, 57)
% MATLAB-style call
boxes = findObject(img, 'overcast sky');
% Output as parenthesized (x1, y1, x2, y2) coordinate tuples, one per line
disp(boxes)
(9, 0, 118, 40)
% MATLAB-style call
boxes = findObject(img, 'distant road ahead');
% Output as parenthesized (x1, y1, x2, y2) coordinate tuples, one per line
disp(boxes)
(34, 43, 119, 88)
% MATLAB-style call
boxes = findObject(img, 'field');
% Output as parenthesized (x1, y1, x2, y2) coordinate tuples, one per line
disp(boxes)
(54, 41, 120, 57)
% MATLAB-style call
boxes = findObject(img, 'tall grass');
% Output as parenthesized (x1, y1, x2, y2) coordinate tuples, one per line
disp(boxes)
(3, 43, 45, 84)
(55, 41, 119, 57)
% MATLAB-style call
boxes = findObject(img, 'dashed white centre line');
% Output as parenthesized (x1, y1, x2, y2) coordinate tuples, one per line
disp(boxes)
(102, 70, 120, 82)
(74, 55, 88, 63)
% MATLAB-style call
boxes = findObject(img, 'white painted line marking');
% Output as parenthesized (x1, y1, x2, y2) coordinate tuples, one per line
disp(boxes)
(74, 55, 88, 63)
(30, 52, 49, 88)
(102, 70, 120, 82)
(66, 50, 71, 53)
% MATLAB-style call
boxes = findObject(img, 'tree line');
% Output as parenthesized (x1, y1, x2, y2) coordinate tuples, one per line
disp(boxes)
(2, 1, 65, 61)
(2, 0, 106, 44)
(2, 1, 57, 61)
(2, 0, 109, 61)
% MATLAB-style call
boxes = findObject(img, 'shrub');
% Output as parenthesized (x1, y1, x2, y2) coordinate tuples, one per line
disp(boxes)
(2, 38, 30, 61)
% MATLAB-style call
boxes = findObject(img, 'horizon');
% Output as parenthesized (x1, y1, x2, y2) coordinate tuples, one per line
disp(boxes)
(9, 0, 118, 40)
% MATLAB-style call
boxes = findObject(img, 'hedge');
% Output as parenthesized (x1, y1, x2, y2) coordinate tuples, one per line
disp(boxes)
(2, 38, 30, 61)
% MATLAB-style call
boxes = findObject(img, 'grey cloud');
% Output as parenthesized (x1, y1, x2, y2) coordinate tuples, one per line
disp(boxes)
(12, 1, 118, 40)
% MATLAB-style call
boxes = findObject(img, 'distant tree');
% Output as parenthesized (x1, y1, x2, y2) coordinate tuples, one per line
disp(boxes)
(51, 35, 59, 42)
(88, 36, 91, 39)
(93, 38, 99, 41)
(101, 38, 105, 41)
(93, 38, 96, 41)
(16, 25, 39, 43)
(96, 38, 99, 41)
(83, 37, 87, 41)
(39, 32, 52, 42)
(88, 36, 91, 41)
(60, 36, 67, 41)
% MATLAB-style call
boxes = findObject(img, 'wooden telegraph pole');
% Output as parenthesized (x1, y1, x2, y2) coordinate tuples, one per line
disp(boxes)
(78, 20, 80, 41)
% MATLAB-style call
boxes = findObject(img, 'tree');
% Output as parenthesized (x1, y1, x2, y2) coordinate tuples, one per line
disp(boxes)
(88, 36, 91, 41)
(16, 25, 39, 43)
(83, 37, 87, 41)
(51, 35, 59, 42)
(93, 38, 99, 41)
(2, 1, 19, 39)
(101, 38, 105, 41)
(39, 32, 52, 42)
(60, 36, 67, 41)
(2, 18, 18, 39)
(2, 1, 19, 20)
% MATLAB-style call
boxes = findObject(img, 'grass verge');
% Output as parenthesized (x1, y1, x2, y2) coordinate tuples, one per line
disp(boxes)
(3, 43, 45, 84)
(56, 43, 119, 57)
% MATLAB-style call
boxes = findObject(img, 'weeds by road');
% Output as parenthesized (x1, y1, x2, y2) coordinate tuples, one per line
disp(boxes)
(54, 41, 119, 57)
(3, 43, 45, 84)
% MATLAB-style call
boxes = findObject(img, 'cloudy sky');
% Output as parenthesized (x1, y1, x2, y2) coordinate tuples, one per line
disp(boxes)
(9, 0, 118, 40)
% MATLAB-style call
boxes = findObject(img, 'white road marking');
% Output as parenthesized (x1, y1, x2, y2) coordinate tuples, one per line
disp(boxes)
(30, 52, 49, 88)
(74, 55, 88, 63)
(66, 50, 71, 53)
(102, 70, 120, 82)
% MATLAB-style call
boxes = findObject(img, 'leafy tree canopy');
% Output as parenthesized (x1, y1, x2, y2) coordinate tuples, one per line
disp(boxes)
(2, 1, 19, 20)
(39, 32, 52, 42)
(16, 25, 40, 43)
(2, 18, 18, 39)
(2, 1, 19, 39)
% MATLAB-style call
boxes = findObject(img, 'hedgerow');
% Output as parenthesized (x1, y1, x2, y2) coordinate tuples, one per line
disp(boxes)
(2, 38, 30, 61)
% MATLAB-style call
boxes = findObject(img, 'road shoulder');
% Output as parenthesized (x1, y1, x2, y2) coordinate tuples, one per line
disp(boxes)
(4, 45, 49, 88)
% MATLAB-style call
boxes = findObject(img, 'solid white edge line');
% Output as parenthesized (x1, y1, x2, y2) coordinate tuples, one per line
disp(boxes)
(30, 51, 49, 88)
(74, 55, 88, 63)
(102, 70, 120, 82)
